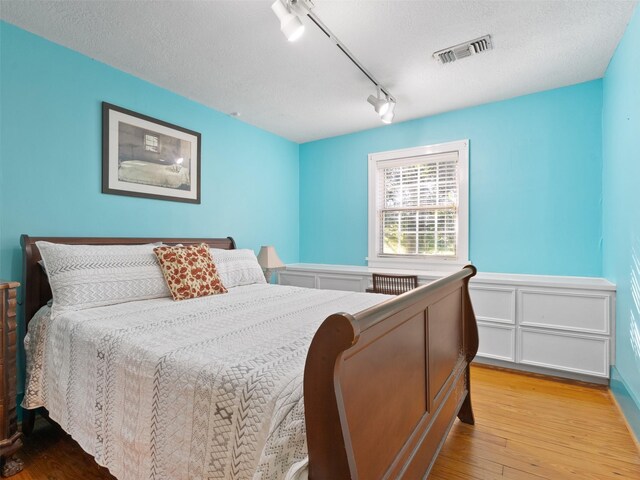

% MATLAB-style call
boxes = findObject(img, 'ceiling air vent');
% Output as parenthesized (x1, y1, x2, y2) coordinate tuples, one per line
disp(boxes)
(433, 35, 493, 64)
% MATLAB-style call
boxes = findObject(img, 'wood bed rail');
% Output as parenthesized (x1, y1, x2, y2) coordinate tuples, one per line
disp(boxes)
(304, 265, 478, 479)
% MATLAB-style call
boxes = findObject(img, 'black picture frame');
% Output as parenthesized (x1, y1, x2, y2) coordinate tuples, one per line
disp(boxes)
(102, 102, 201, 204)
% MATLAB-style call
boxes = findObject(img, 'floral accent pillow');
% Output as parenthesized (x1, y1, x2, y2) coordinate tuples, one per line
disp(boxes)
(153, 244, 227, 301)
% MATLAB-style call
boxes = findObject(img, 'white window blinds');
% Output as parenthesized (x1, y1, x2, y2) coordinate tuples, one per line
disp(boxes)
(377, 152, 459, 257)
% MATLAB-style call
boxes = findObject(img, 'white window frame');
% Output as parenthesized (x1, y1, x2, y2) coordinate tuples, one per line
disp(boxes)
(368, 140, 469, 271)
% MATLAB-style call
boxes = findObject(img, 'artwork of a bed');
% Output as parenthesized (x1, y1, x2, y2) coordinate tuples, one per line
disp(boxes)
(102, 103, 201, 203)
(20, 235, 478, 479)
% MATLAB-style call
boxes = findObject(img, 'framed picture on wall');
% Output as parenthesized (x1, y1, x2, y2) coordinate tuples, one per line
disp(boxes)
(102, 102, 201, 203)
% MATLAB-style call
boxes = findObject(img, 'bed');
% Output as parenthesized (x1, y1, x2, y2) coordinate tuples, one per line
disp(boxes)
(20, 235, 478, 479)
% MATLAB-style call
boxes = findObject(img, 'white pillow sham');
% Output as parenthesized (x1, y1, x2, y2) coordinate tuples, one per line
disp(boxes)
(37, 241, 171, 314)
(210, 248, 266, 288)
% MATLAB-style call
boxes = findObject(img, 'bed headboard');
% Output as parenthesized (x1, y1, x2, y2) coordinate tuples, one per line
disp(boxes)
(20, 234, 236, 329)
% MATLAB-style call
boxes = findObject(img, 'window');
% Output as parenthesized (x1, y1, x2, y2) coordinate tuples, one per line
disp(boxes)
(368, 140, 469, 270)
(144, 133, 160, 152)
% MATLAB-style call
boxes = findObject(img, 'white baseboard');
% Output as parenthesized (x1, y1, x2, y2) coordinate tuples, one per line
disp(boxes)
(473, 357, 609, 385)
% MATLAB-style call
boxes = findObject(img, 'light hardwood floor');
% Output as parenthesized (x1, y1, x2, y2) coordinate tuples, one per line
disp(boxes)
(10, 365, 640, 479)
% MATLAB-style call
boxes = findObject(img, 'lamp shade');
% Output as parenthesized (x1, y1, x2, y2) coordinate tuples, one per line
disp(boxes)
(257, 246, 284, 269)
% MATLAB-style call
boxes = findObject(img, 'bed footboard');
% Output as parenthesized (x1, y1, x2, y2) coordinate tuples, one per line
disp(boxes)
(304, 265, 478, 479)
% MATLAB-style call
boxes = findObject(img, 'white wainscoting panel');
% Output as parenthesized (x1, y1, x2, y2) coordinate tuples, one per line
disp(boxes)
(477, 322, 516, 361)
(518, 328, 609, 377)
(469, 286, 516, 324)
(278, 272, 316, 289)
(519, 289, 610, 334)
(317, 274, 365, 292)
(277, 264, 616, 381)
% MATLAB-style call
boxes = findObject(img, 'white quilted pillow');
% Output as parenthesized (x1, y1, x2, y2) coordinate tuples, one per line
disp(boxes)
(37, 241, 171, 314)
(210, 248, 266, 288)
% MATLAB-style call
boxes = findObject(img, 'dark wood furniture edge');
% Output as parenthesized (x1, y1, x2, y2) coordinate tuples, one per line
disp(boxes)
(0, 282, 24, 477)
(304, 265, 478, 479)
(19, 235, 236, 436)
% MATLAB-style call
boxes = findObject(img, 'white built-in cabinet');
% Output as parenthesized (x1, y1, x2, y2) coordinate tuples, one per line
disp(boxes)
(278, 264, 616, 384)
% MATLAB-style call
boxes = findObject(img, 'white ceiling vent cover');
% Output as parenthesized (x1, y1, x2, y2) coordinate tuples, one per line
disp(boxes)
(434, 35, 493, 64)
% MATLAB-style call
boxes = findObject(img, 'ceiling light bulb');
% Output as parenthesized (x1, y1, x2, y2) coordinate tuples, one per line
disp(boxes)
(286, 21, 305, 42)
(272, 0, 305, 42)
(381, 100, 396, 124)
(367, 93, 390, 116)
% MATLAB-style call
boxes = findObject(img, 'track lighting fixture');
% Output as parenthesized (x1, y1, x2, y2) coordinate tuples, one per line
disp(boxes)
(381, 99, 396, 124)
(368, 89, 396, 124)
(367, 89, 391, 117)
(271, 0, 305, 42)
(273, 0, 396, 123)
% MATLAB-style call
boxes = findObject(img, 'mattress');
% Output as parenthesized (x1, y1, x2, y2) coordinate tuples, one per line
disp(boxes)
(23, 283, 390, 480)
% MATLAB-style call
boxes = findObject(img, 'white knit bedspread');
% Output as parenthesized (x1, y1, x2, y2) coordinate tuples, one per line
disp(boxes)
(23, 284, 389, 480)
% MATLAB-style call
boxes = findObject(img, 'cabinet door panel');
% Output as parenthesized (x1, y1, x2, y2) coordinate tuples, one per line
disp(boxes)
(317, 274, 364, 292)
(278, 272, 316, 288)
(519, 328, 609, 377)
(519, 289, 609, 334)
(477, 323, 515, 361)
(469, 286, 515, 324)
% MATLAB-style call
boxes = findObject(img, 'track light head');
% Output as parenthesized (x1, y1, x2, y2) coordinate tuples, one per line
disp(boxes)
(381, 99, 396, 124)
(367, 91, 391, 117)
(272, 0, 305, 42)
(272, 2, 397, 123)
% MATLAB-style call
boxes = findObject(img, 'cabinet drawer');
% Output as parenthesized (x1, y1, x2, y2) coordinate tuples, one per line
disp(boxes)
(518, 289, 610, 334)
(317, 274, 364, 292)
(469, 286, 516, 324)
(477, 322, 515, 361)
(518, 328, 609, 377)
(278, 272, 316, 289)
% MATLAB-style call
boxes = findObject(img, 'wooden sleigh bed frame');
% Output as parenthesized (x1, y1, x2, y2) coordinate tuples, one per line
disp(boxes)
(21, 234, 479, 480)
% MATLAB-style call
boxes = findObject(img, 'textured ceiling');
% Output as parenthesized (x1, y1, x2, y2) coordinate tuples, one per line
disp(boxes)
(1, 0, 637, 143)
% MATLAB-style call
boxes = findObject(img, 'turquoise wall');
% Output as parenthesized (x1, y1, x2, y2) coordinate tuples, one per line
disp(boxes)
(3, 14, 639, 436)
(0, 21, 300, 282)
(0, 22, 300, 399)
(299, 81, 604, 276)
(603, 6, 640, 438)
